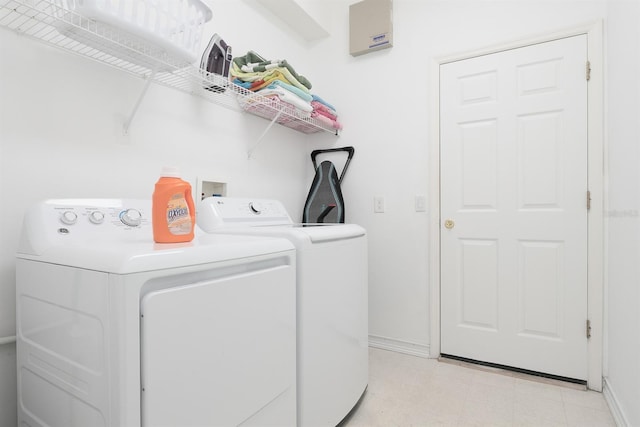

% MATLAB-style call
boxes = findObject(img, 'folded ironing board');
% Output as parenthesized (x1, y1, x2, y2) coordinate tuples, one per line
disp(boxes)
(302, 147, 355, 224)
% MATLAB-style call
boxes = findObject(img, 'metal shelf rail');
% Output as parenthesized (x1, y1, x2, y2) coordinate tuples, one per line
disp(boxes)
(0, 0, 340, 139)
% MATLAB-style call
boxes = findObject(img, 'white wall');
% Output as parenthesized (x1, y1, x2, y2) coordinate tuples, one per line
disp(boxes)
(324, 0, 608, 354)
(2, 1, 640, 426)
(605, 1, 640, 425)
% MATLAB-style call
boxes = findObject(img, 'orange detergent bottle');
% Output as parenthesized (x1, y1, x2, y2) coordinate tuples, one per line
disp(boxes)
(152, 166, 195, 243)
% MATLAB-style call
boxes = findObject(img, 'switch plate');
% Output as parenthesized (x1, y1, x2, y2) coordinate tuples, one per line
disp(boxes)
(415, 195, 426, 212)
(374, 196, 385, 213)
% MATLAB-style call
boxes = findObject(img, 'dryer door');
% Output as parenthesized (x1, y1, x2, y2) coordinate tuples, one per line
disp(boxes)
(140, 259, 296, 427)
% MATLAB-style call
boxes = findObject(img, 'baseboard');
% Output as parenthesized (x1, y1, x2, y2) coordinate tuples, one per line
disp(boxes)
(603, 377, 631, 427)
(368, 335, 430, 358)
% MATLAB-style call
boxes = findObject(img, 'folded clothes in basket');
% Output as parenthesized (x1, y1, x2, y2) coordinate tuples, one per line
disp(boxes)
(232, 49, 342, 132)
(240, 60, 312, 90)
(248, 70, 312, 94)
(233, 78, 312, 105)
(232, 50, 312, 90)
(231, 61, 311, 94)
(311, 101, 338, 120)
(261, 80, 313, 102)
(311, 111, 343, 130)
(311, 94, 336, 112)
(259, 85, 313, 113)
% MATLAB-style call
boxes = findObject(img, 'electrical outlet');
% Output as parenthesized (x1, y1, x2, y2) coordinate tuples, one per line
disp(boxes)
(374, 196, 385, 213)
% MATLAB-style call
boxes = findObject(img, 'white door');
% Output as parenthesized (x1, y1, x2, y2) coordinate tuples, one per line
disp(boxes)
(440, 35, 588, 380)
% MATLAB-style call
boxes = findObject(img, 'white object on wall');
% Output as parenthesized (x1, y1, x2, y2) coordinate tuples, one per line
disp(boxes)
(349, 0, 393, 56)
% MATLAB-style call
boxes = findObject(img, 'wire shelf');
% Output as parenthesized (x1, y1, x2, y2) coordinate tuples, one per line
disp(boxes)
(0, 0, 339, 135)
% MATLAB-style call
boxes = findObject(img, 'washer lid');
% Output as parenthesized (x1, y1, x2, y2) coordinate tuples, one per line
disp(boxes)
(197, 197, 366, 243)
(249, 223, 366, 243)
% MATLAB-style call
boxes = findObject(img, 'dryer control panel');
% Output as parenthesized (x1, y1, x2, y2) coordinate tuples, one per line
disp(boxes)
(17, 199, 152, 256)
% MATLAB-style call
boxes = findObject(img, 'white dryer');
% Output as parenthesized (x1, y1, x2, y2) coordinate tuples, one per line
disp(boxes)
(197, 197, 368, 427)
(16, 199, 297, 427)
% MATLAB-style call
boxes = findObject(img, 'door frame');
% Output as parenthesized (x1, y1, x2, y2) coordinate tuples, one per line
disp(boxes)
(428, 21, 604, 391)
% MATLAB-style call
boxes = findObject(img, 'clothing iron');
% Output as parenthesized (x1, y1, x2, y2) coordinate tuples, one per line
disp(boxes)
(201, 33, 232, 93)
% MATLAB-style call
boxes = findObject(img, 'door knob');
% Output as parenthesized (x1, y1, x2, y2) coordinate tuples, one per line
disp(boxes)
(444, 219, 455, 229)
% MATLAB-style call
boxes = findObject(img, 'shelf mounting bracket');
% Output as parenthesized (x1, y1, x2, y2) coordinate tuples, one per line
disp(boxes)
(123, 69, 157, 135)
(247, 110, 283, 159)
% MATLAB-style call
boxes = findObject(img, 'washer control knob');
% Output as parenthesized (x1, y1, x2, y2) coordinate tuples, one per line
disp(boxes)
(120, 209, 142, 227)
(88, 211, 105, 224)
(249, 202, 263, 215)
(60, 211, 78, 225)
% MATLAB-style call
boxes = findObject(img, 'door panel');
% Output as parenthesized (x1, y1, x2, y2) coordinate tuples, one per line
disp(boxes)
(460, 239, 498, 330)
(440, 35, 588, 380)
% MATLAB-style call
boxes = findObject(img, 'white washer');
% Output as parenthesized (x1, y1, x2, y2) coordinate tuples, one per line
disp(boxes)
(16, 198, 297, 427)
(197, 197, 368, 427)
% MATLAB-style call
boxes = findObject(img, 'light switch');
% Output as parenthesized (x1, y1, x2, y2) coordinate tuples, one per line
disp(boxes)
(415, 195, 426, 212)
(374, 196, 385, 213)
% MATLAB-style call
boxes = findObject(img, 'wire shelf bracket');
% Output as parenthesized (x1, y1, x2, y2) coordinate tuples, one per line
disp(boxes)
(123, 68, 156, 135)
(0, 0, 342, 140)
(247, 110, 283, 159)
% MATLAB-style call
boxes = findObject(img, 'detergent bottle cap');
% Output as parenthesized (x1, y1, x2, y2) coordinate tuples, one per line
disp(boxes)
(160, 166, 181, 178)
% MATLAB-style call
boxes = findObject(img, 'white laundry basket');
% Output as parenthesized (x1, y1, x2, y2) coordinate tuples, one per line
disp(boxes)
(53, 0, 212, 70)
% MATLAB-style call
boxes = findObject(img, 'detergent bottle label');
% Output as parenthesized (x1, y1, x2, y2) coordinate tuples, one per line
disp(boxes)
(166, 193, 192, 235)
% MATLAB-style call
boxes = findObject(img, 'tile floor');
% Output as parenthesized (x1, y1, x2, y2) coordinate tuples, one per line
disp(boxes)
(341, 348, 616, 427)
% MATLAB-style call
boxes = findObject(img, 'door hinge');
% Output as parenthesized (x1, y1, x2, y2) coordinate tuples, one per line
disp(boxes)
(587, 190, 591, 210)
(586, 319, 592, 339)
(586, 60, 591, 81)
